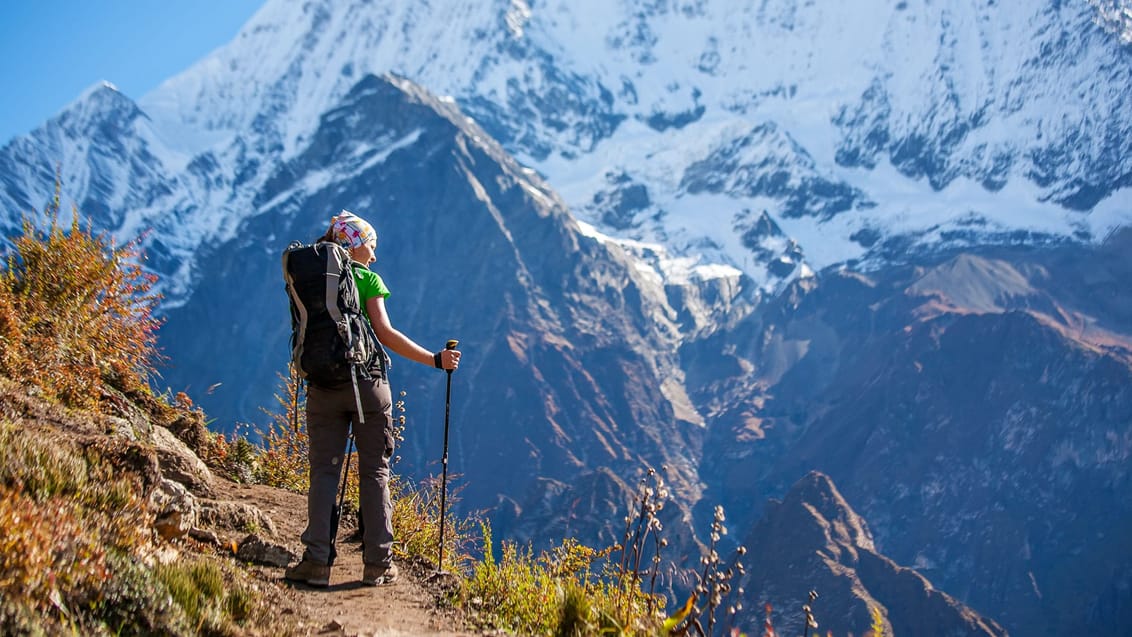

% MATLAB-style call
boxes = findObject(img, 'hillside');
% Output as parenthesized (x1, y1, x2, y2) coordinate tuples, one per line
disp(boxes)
(0, 209, 471, 635)
(1, 367, 1006, 636)
(0, 376, 472, 636)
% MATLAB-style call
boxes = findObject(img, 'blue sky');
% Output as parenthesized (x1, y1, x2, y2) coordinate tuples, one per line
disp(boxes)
(0, 1, 264, 144)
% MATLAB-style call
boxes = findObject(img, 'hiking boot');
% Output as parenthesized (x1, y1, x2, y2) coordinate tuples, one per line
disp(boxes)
(284, 559, 330, 587)
(362, 562, 398, 586)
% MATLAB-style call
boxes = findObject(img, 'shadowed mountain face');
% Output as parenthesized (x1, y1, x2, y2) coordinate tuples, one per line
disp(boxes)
(738, 472, 1007, 637)
(694, 231, 1132, 636)
(2, 68, 1129, 634)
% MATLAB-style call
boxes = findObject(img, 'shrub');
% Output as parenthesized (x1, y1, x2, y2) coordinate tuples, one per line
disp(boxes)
(0, 420, 140, 513)
(463, 523, 561, 635)
(0, 184, 161, 409)
(0, 184, 292, 634)
(0, 421, 158, 635)
(461, 514, 665, 635)
(0, 416, 293, 636)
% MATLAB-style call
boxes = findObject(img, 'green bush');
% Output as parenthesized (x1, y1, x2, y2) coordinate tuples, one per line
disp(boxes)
(461, 523, 663, 636)
(156, 557, 263, 635)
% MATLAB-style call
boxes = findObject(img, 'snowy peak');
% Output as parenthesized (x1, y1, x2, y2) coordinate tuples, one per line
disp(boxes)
(1, 82, 179, 233)
(679, 121, 870, 220)
(137, 0, 516, 158)
(58, 82, 144, 135)
(4, 0, 1129, 302)
(831, 1, 1132, 210)
(1090, 0, 1132, 44)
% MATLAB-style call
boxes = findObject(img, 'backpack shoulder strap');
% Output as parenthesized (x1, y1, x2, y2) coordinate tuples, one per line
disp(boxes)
(321, 242, 349, 328)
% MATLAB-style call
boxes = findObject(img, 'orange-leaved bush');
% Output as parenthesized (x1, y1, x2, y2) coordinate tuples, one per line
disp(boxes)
(0, 187, 161, 408)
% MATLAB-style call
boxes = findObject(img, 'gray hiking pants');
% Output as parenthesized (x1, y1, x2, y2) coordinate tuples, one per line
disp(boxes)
(300, 376, 394, 567)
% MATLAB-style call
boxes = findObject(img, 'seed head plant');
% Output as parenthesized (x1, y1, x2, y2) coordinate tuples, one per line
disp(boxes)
(613, 465, 670, 616)
(667, 504, 748, 636)
(801, 590, 819, 637)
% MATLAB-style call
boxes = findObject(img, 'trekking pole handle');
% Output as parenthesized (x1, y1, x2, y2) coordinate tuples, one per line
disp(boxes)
(445, 340, 458, 373)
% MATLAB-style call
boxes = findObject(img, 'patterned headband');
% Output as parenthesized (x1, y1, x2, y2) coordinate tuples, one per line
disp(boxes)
(330, 210, 377, 249)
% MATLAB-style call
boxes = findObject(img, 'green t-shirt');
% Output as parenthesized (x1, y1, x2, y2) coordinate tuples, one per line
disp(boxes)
(352, 265, 390, 321)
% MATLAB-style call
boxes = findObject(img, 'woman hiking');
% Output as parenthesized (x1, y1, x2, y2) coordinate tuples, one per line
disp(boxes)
(284, 210, 461, 587)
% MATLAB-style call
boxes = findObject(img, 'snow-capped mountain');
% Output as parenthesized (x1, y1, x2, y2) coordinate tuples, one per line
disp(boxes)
(5, 0, 1127, 306)
(131, 0, 1132, 291)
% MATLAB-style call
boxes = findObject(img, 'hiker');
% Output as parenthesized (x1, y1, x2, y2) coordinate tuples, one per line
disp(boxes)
(284, 210, 461, 587)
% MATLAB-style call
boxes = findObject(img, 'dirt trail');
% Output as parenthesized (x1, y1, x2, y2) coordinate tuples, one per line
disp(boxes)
(215, 481, 476, 637)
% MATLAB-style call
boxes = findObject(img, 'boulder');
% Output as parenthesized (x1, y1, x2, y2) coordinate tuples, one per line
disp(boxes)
(152, 425, 215, 497)
(100, 415, 138, 442)
(98, 385, 153, 439)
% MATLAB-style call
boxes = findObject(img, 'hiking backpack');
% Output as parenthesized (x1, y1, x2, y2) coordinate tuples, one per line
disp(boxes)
(282, 240, 387, 388)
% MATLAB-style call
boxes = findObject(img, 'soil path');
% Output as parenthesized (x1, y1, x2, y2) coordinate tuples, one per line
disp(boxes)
(215, 481, 477, 637)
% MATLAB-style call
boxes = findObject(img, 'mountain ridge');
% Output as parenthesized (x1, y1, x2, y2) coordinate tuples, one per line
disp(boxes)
(6, 1, 1129, 304)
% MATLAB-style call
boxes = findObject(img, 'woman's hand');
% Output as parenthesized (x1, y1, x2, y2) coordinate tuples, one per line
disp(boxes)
(435, 347, 461, 371)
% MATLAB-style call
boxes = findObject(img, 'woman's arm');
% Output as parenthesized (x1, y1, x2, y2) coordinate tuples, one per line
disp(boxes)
(366, 296, 460, 370)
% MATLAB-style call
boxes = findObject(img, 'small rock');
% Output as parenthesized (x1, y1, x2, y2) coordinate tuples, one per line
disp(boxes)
(99, 385, 153, 438)
(188, 527, 222, 547)
(152, 478, 198, 541)
(236, 534, 296, 567)
(198, 499, 278, 536)
(102, 415, 137, 441)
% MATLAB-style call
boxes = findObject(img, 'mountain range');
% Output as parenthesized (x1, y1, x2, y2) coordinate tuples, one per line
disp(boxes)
(2, 1, 1130, 634)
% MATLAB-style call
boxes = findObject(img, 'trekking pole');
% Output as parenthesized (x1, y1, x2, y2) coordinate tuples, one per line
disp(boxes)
(437, 339, 458, 572)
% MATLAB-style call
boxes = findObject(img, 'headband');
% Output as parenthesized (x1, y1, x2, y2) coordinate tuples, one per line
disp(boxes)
(329, 210, 377, 249)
